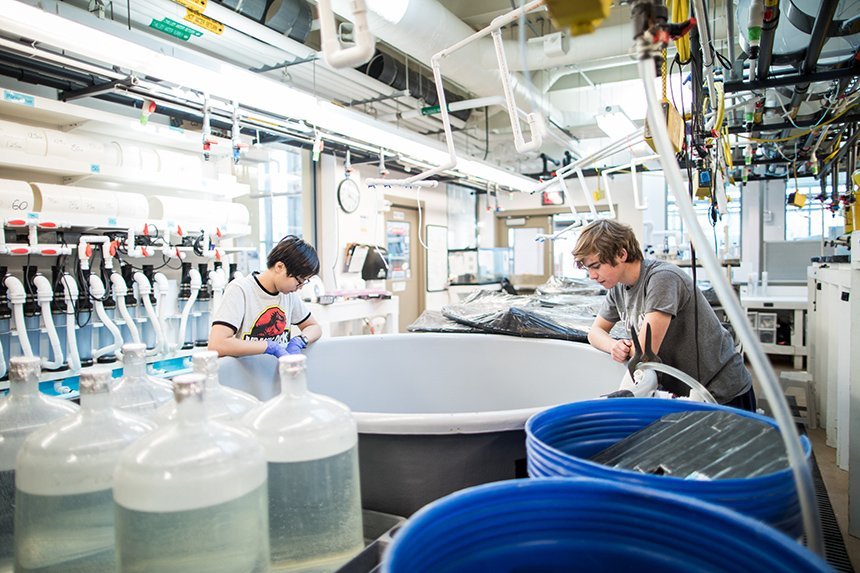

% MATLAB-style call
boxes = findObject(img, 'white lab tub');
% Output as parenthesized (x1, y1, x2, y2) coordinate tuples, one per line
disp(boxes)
(218, 333, 624, 516)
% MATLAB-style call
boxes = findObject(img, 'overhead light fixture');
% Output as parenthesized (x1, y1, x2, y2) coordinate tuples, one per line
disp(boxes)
(595, 105, 637, 140)
(0, 0, 536, 191)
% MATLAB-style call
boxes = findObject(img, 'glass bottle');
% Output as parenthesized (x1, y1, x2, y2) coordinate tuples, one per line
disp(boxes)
(114, 373, 270, 573)
(244, 355, 363, 572)
(14, 368, 155, 573)
(155, 351, 259, 425)
(111, 343, 173, 418)
(0, 357, 78, 566)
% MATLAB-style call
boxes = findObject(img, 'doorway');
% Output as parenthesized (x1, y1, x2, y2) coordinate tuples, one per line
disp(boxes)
(385, 203, 425, 332)
(495, 214, 553, 288)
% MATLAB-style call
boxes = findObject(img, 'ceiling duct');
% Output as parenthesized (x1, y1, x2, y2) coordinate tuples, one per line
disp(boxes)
(357, 51, 472, 122)
(216, 0, 312, 42)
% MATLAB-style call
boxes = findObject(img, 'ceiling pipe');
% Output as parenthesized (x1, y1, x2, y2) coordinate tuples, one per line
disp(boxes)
(328, 0, 568, 135)
(788, 0, 840, 116)
(755, 0, 779, 81)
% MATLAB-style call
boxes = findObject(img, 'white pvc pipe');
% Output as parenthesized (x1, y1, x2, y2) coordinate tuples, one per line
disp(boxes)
(134, 272, 165, 356)
(4, 275, 33, 357)
(574, 168, 599, 220)
(63, 297, 80, 373)
(533, 129, 645, 193)
(111, 273, 140, 344)
(176, 270, 201, 350)
(491, 26, 544, 153)
(89, 274, 123, 361)
(317, 0, 376, 69)
(153, 273, 170, 354)
(639, 55, 823, 554)
(32, 275, 63, 370)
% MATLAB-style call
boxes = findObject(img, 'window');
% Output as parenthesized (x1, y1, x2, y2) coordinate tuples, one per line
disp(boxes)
(665, 184, 742, 259)
(551, 213, 587, 279)
(785, 175, 845, 241)
(256, 148, 304, 265)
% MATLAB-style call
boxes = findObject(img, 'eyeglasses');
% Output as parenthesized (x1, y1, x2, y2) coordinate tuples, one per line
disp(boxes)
(578, 259, 604, 272)
(292, 276, 311, 286)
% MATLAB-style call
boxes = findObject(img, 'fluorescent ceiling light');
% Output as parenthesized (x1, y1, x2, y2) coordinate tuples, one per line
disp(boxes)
(595, 105, 637, 140)
(0, 0, 535, 191)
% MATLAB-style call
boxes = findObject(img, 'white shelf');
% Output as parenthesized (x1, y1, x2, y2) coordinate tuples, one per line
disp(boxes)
(0, 148, 250, 198)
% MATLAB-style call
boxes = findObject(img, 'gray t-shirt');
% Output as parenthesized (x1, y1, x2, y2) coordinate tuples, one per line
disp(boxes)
(212, 273, 310, 345)
(599, 259, 751, 403)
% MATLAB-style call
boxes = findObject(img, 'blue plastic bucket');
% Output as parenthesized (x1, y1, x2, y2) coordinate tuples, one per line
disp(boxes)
(382, 478, 829, 573)
(525, 398, 811, 537)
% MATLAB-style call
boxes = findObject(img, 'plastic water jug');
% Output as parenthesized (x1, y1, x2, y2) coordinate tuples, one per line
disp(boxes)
(156, 350, 258, 425)
(244, 355, 363, 572)
(14, 368, 155, 572)
(114, 373, 269, 573)
(110, 343, 172, 418)
(0, 357, 78, 565)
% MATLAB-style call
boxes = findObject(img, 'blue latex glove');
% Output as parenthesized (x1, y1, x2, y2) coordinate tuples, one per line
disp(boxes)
(285, 335, 308, 355)
(264, 340, 289, 358)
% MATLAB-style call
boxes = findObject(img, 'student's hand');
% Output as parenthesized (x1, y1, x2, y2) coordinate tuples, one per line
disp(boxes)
(285, 335, 308, 355)
(611, 339, 633, 363)
(264, 340, 289, 358)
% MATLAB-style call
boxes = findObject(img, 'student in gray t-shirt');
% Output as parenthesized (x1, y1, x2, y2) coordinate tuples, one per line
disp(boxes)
(572, 219, 755, 410)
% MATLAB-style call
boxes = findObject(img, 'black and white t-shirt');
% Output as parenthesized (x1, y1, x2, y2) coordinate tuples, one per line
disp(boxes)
(212, 273, 310, 344)
(598, 258, 751, 403)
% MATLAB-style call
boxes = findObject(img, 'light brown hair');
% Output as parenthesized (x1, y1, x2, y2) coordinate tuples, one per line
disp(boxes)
(572, 219, 643, 267)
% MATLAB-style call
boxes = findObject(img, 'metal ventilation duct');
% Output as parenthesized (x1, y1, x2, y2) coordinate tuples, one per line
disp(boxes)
(216, 0, 312, 42)
(357, 51, 472, 122)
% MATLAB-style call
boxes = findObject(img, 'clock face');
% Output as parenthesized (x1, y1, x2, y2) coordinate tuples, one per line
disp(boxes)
(337, 178, 361, 213)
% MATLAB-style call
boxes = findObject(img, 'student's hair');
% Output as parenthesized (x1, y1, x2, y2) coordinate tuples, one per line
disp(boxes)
(572, 219, 643, 267)
(267, 235, 320, 278)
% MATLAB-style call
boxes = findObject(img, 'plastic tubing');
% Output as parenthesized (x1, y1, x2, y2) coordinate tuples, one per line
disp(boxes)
(134, 272, 165, 356)
(638, 55, 823, 554)
(153, 272, 170, 353)
(111, 273, 141, 344)
(90, 274, 123, 361)
(636, 362, 717, 404)
(32, 275, 64, 370)
(5, 275, 33, 357)
(176, 269, 200, 350)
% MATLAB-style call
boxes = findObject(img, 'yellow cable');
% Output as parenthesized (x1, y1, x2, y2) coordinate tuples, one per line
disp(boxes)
(737, 105, 857, 143)
(662, 47, 668, 102)
(669, 0, 690, 62)
(823, 132, 845, 163)
(713, 82, 726, 132)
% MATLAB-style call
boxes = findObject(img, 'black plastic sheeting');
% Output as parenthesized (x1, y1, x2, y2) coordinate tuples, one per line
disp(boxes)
(409, 289, 626, 342)
(408, 274, 711, 342)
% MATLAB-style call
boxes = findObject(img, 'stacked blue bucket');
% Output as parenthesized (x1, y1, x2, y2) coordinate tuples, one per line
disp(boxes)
(381, 398, 829, 572)
(526, 398, 810, 537)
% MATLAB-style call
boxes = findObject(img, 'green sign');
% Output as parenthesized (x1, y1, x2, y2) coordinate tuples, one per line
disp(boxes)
(149, 17, 203, 41)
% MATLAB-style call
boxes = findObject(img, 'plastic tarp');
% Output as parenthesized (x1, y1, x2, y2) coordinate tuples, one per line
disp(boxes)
(409, 290, 625, 342)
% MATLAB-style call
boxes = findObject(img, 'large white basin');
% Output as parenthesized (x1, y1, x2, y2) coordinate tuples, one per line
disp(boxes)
(218, 333, 624, 516)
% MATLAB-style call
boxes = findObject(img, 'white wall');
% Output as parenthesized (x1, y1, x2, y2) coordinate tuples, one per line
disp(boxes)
(315, 155, 449, 311)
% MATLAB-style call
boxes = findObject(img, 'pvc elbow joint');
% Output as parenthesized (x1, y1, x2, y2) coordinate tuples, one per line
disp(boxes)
(110, 273, 129, 296)
(133, 272, 152, 295)
(89, 274, 106, 298)
(32, 275, 54, 304)
(4, 275, 27, 304)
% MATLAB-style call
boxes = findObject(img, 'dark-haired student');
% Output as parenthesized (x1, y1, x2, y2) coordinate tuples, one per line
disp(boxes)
(208, 235, 323, 358)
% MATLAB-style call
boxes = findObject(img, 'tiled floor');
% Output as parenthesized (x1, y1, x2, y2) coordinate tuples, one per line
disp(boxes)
(753, 356, 859, 571)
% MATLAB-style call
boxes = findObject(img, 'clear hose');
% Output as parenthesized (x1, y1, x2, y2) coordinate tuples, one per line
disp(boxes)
(638, 56, 822, 554)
